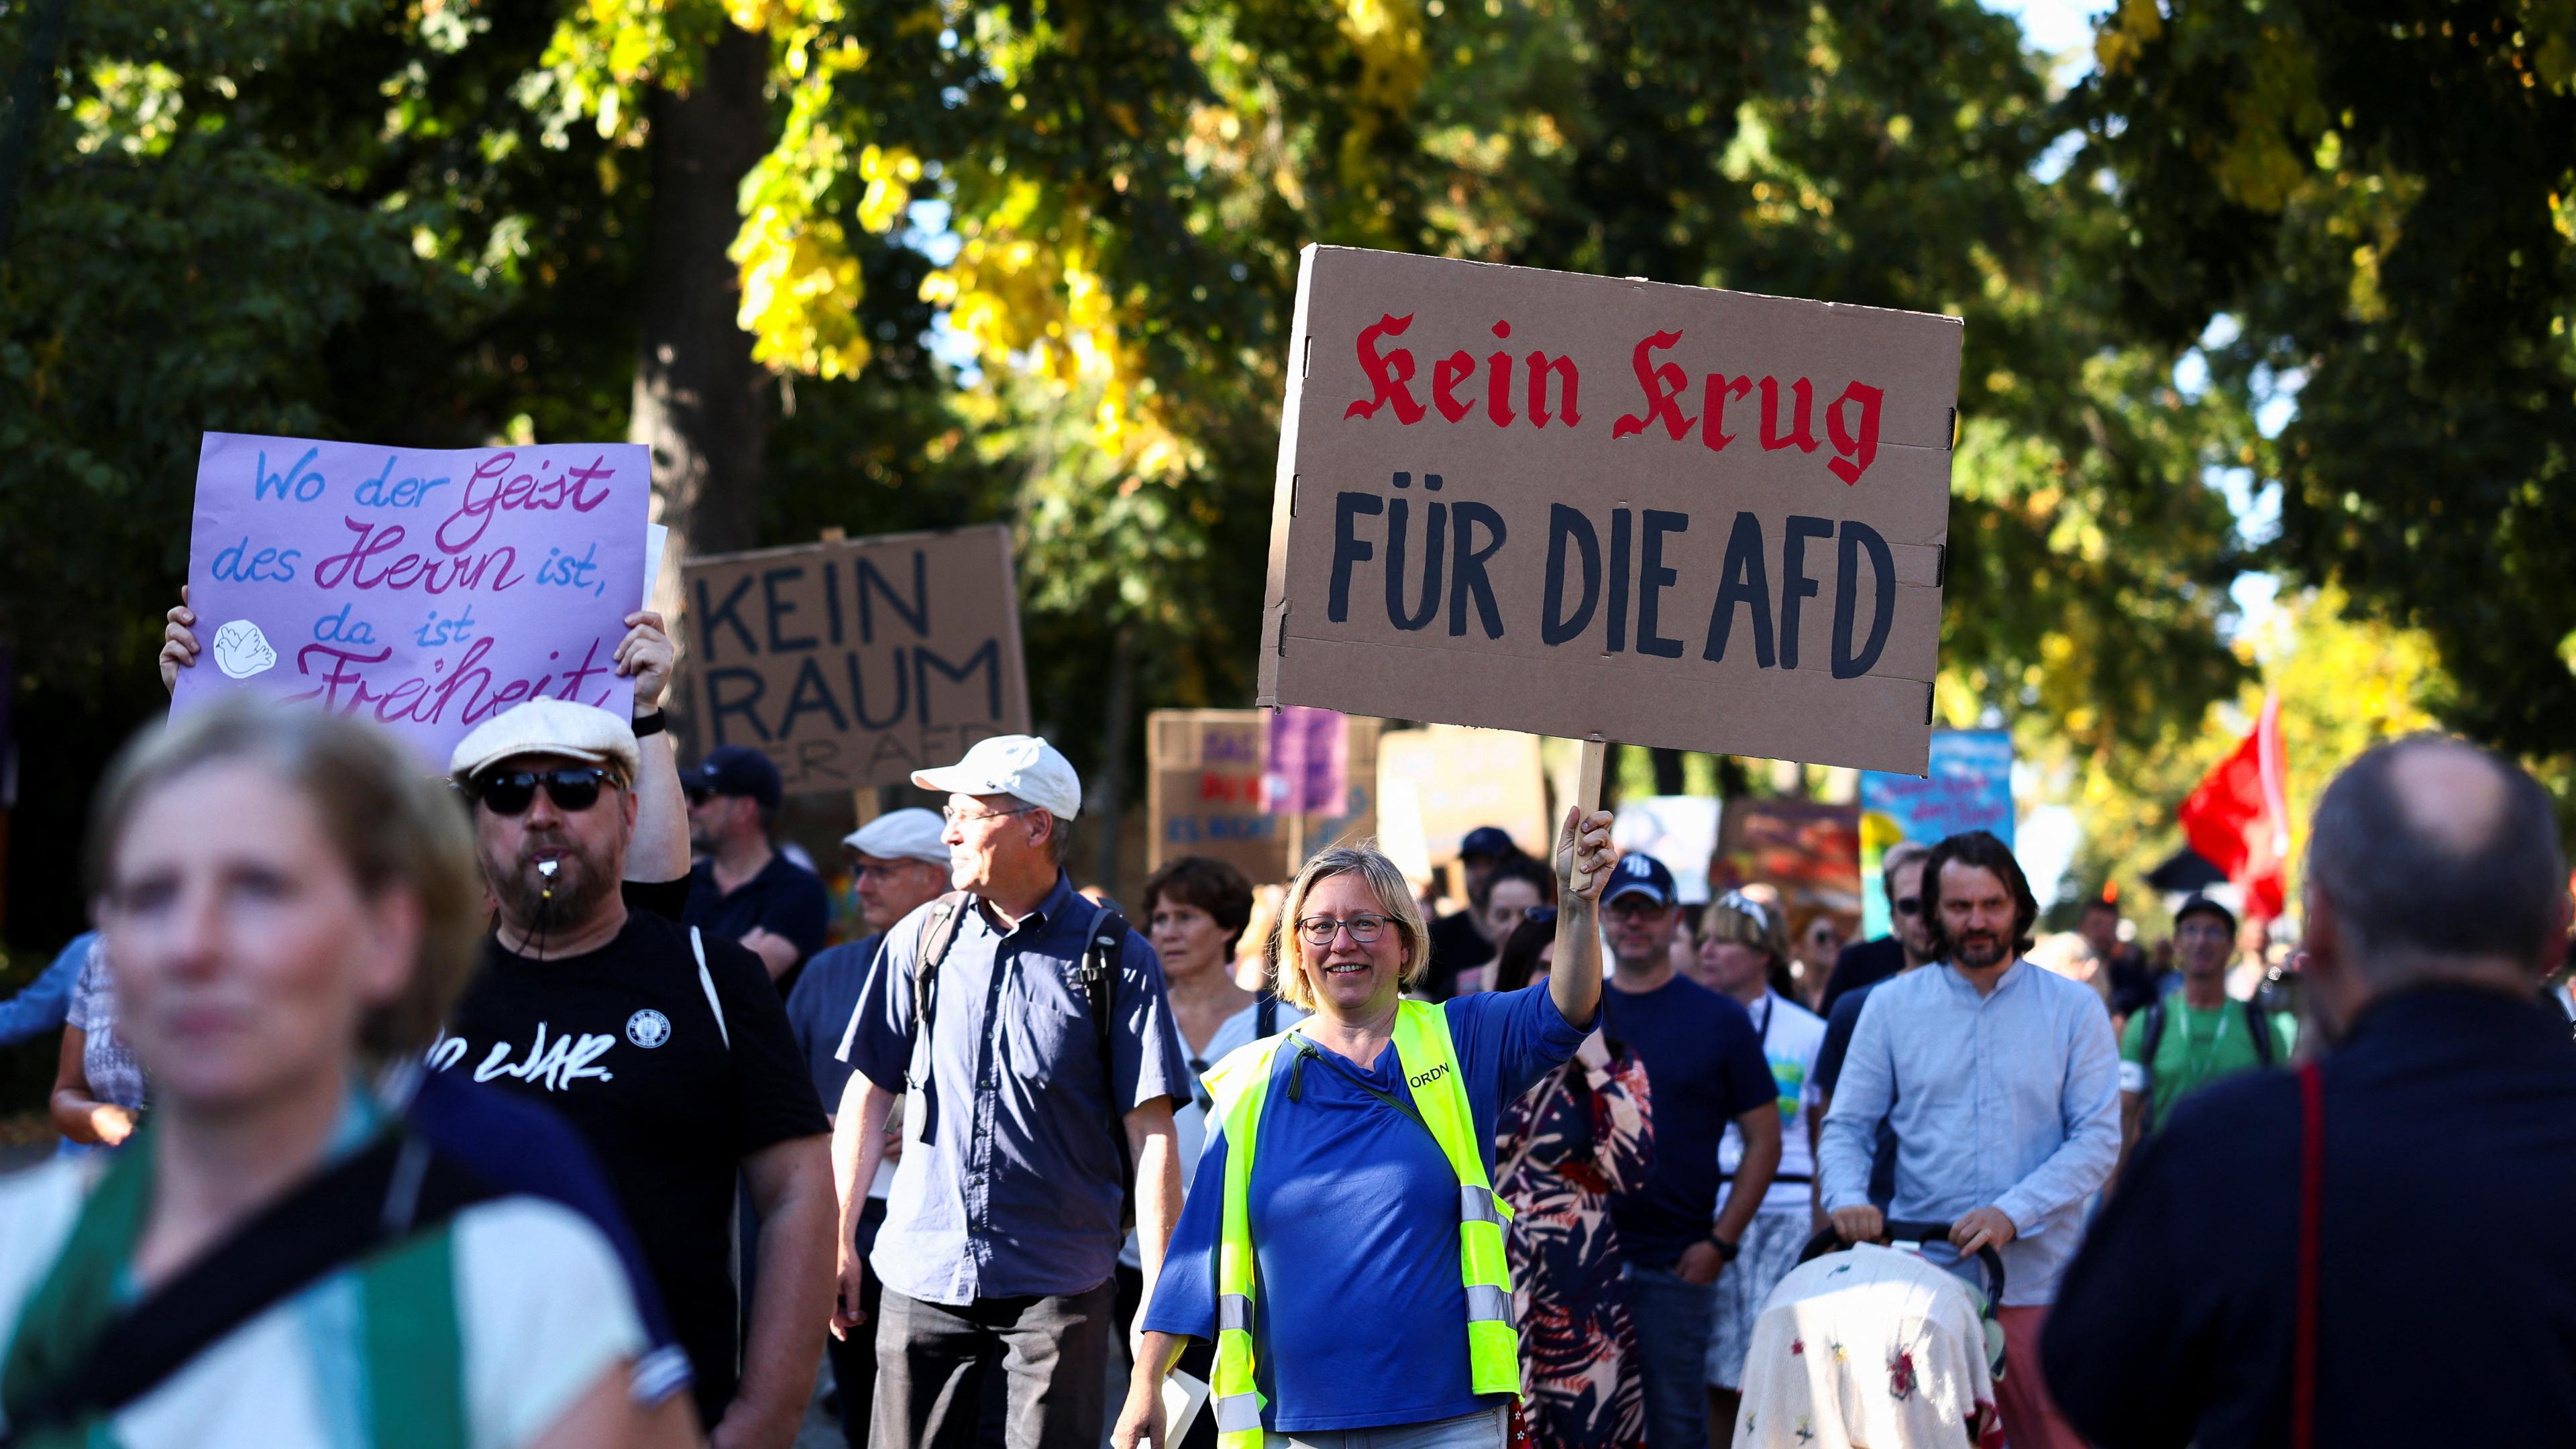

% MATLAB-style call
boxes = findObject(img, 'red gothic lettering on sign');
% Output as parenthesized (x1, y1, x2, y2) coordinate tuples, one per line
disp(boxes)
(1434, 350, 1477, 422)
(1759, 376, 1821, 453)
(1525, 351, 1582, 428)
(1611, 330, 1693, 441)
(1484, 321, 1517, 427)
(1701, 374, 1754, 453)
(1344, 313, 1426, 423)
(1825, 381, 1886, 484)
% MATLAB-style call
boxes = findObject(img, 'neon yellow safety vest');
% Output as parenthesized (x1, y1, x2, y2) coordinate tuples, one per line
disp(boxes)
(1197, 1000, 1521, 1449)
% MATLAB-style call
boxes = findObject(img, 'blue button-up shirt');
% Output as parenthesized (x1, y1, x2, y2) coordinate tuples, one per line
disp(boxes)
(1818, 958, 2120, 1305)
(0, 932, 91, 1049)
(841, 873, 1188, 1305)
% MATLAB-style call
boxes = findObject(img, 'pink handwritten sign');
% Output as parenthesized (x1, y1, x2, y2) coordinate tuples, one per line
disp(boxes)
(171, 431, 651, 765)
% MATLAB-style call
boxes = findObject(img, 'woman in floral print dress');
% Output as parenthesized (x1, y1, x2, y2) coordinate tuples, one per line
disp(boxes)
(1491, 913, 1655, 1449)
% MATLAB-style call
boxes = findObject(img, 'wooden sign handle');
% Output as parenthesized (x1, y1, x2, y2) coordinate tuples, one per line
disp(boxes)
(1554, 736, 1608, 963)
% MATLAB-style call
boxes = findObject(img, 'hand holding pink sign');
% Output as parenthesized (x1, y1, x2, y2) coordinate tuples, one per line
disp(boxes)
(171, 432, 651, 765)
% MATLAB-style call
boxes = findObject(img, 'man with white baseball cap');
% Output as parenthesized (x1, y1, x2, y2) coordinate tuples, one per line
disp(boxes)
(437, 696, 837, 1449)
(830, 736, 1188, 1449)
(788, 806, 948, 1449)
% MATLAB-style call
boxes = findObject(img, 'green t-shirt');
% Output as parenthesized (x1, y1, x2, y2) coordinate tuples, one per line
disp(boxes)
(2117, 998, 2298, 1129)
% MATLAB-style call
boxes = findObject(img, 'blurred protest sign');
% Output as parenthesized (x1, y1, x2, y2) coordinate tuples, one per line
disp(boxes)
(1611, 796, 1721, 907)
(1858, 728, 2016, 935)
(1265, 706, 1348, 816)
(172, 432, 649, 765)
(682, 524, 1029, 794)
(1257, 246, 1960, 775)
(1711, 799, 1862, 943)
(1147, 710, 1379, 883)
(1375, 725, 1550, 884)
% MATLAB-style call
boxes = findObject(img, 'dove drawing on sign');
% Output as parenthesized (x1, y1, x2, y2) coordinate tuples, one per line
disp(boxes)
(211, 620, 278, 679)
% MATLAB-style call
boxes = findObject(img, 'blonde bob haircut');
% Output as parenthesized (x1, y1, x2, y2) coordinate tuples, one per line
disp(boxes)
(86, 695, 485, 1064)
(1265, 841, 1432, 1011)
(1699, 890, 1790, 968)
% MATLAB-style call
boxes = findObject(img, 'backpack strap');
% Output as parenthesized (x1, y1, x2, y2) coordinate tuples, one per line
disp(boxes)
(904, 892, 972, 1145)
(1082, 904, 1138, 1224)
(2245, 998, 2277, 1069)
(2136, 1000, 2168, 1135)
(2, 1130, 500, 1442)
(690, 926, 729, 1051)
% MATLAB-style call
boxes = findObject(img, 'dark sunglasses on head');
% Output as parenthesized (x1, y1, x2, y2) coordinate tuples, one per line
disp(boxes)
(471, 766, 615, 816)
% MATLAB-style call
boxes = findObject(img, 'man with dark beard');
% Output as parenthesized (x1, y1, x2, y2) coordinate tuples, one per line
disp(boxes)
(1816, 830, 2118, 1449)
(436, 698, 836, 1449)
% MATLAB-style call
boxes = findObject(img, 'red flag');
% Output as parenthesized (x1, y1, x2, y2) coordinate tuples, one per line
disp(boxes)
(2178, 694, 2290, 921)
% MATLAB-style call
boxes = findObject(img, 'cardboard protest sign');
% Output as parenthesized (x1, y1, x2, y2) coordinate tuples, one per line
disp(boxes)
(1858, 729, 2015, 935)
(1374, 724, 1551, 883)
(1257, 247, 1961, 775)
(1265, 706, 1348, 816)
(1611, 796, 1722, 907)
(1146, 710, 1380, 882)
(1710, 798, 1862, 944)
(171, 433, 650, 765)
(682, 525, 1030, 794)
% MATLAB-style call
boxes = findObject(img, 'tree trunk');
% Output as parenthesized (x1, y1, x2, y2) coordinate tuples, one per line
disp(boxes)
(1648, 746, 1685, 796)
(635, 22, 772, 635)
(1087, 623, 1138, 894)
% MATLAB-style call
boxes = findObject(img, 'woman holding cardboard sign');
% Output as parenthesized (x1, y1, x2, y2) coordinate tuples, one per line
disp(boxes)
(1113, 811, 1616, 1449)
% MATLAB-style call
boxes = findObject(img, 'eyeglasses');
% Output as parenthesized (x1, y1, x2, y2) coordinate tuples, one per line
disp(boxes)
(471, 766, 616, 816)
(1297, 913, 1392, 947)
(943, 805, 1038, 827)
(1892, 896, 1923, 917)
(1605, 897, 1672, 920)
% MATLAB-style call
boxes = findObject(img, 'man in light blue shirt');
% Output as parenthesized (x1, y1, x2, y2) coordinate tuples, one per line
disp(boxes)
(1819, 830, 2118, 1449)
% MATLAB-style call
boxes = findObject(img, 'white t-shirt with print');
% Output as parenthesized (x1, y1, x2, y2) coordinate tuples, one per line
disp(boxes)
(1715, 990, 1829, 1216)
(1120, 994, 1307, 1269)
(0, 1159, 643, 1449)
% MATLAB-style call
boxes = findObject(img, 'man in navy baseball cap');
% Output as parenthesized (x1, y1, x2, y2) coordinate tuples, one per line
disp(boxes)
(1425, 825, 1528, 998)
(684, 745, 829, 985)
(1596, 851, 1783, 1449)
(1603, 851, 1679, 910)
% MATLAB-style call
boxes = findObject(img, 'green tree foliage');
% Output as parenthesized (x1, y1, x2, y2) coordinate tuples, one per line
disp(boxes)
(2081, 0, 2576, 763)
(1, 0, 2260, 941)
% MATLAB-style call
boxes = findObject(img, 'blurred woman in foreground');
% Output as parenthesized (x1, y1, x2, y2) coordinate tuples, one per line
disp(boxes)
(1489, 912, 1652, 1449)
(0, 698, 651, 1448)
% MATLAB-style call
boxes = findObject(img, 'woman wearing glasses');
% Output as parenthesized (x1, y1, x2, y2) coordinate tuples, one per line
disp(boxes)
(1690, 893, 1828, 1436)
(0, 698, 649, 1446)
(1488, 912, 1652, 1449)
(1118, 812, 1617, 1449)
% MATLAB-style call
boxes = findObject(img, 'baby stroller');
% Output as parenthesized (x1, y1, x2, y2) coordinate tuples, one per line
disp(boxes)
(1727, 1220, 2007, 1449)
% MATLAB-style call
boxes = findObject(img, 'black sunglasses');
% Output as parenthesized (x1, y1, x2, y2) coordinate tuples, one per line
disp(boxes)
(1525, 906, 1558, 926)
(472, 766, 615, 816)
(1893, 896, 1923, 917)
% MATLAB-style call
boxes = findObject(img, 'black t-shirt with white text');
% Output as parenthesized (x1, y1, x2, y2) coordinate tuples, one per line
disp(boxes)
(433, 892, 828, 1419)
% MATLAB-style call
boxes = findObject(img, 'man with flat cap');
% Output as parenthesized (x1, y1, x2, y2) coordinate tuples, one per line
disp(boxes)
(437, 698, 837, 1449)
(788, 806, 953, 1448)
(686, 743, 832, 987)
(830, 735, 1187, 1449)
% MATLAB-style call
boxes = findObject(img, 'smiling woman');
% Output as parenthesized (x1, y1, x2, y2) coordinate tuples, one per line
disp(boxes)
(0, 698, 652, 1448)
(1117, 818, 1617, 1449)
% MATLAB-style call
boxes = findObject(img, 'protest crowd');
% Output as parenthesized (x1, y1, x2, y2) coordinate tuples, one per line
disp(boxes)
(0, 576, 2565, 1449)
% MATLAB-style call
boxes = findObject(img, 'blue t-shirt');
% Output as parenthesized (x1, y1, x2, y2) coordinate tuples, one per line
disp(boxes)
(1142, 984, 1590, 1432)
(1600, 973, 1778, 1265)
(785, 932, 886, 1115)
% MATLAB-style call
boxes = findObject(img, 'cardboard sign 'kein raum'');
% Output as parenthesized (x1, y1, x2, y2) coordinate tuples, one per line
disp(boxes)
(682, 525, 1030, 793)
(1257, 247, 1961, 775)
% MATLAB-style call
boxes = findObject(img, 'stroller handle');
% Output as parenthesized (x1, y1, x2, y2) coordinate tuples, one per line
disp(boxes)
(1794, 1218, 2007, 1306)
